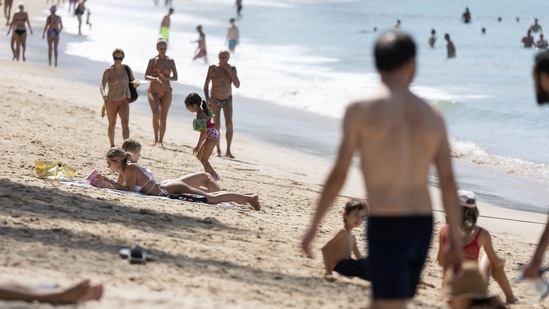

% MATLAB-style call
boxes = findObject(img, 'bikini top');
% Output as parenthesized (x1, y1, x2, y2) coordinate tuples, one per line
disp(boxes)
(441, 224, 483, 260)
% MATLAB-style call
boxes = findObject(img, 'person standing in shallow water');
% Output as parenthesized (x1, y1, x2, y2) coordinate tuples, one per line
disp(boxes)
(144, 39, 178, 148)
(461, 7, 471, 24)
(42, 5, 63, 67)
(445, 33, 456, 58)
(204, 50, 240, 158)
(428, 29, 436, 48)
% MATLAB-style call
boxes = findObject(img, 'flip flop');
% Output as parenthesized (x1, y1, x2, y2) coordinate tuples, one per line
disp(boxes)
(118, 245, 154, 264)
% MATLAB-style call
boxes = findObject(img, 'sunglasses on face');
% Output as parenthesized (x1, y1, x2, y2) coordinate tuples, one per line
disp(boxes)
(464, 198, 475, 205)
(113, 56, 124, 61)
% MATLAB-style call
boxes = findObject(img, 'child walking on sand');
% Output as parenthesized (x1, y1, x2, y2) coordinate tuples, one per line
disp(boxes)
(321, 199, 370, 282)
(437, 189, 518, 304)
(184, 93, 220, 181)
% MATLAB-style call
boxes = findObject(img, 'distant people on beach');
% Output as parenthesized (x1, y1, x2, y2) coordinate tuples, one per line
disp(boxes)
(3, 0, 12, 26)
(522, 50, 549, 280)
(144, 39, 178, 148)
(204, 50, 240, 158)
(530, 18, 543, 33)
(497, 17, 502, 22)
(301, 30, 464, 308)
(227, 18, 239, 53)
(42, 5, 63, 67)
(445, 33, 456, 58)
(482, 27, 486, 35)
(85, 7, 92, 29)
(68, 0, 77, 13)
(444, 262, 508, 309)
(522, 29, 535, 48)
(159, 8, 173, 41)
(94, 148, 261, 210)
(100, 48, 136, 147)
(394, 19, 401, 29)
(537, 34, 548, 49)
(461, 7, 471, 24)
(0, 279, 103, 304)
(428, 28, 436, 47)
(184, 93, 220, 181)
(121, 138, 221, 192)
(74, 0, 86, 35)
(437, 190, 517, 304)
(192, 25, 208, 63)
(236, 0, 242, 18)
(321, 200, 370, 282)
(7, 3, 32, 61)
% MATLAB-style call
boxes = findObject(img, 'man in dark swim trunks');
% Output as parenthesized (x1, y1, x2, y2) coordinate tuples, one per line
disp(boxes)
(302, 30, 463, 308)
(204, 50, 240, 158)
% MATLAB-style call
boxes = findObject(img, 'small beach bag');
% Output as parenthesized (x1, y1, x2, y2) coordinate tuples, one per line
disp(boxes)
(35, 160, 76, 180)
(123, 65, 138, 103)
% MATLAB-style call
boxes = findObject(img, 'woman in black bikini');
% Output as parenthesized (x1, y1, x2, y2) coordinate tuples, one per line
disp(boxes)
(42, 5, 63, 67)
(7, 3, 32, 61)
(144, 39, 178, 148)
(74, 0, 86, 35)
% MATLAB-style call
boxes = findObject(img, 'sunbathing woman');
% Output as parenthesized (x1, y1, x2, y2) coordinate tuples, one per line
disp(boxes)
(95, 148, 260, 210)
(121, 138, 220, 192)
(437, 190, 517, 304)
(144, 39, 178, 148)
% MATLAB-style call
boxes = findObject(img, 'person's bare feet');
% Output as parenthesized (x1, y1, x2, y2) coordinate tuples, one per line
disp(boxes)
(225, 152, 235, 159)
(216, 147, 222, 157)
(249, 194, 260, 211)
(50, 280, 103, 304)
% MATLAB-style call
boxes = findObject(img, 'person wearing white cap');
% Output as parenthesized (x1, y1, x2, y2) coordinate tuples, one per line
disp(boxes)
(42, 5, 63, 66)
(6, 2, 32, 61)
(437, 190, 518, 304)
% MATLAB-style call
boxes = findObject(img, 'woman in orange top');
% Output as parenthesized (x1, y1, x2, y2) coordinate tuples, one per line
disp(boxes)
(437, 190, 517, 304)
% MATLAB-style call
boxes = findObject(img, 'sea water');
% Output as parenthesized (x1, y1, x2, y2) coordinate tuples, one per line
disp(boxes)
(31, 0, 549, 212)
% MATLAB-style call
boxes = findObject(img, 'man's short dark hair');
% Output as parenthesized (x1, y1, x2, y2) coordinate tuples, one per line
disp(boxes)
(534, 50, 549, 104)
(374, 31, 416, 72)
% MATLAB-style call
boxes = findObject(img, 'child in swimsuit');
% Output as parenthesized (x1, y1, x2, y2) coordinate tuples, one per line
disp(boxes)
(437, 190, 518, 304)
(321, 199, 370, 282)
(184, 93, 220, 181)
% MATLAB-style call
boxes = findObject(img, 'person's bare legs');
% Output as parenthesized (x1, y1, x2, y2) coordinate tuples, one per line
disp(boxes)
(223, 101, 234, 158)
(210, 101, 222, 157)
(207, 192, 260, 210)
(47, 37, 53, 66)
(10, 35, 17, 60)
(196, 138, 218, 178)
(52, 36, 59, 67)
(178, 172, 221, 192)
(20, 32, 27, 61)
(77, 14, 82, 35)
(105, 102, 118, 147)
(118, 101, 130, 141)
(479, 255, 517, 304)
(148, 91, 161, 146)
(158, 91, 172, 148)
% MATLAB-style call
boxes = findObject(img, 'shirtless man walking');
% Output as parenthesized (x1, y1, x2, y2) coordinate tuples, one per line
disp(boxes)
(159, 8, 173, 41)
(204, 50, 240, 158)
(301, 31, 463, 308)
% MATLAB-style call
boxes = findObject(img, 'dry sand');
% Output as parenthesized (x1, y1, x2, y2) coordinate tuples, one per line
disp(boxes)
(1, 2, 549, 308)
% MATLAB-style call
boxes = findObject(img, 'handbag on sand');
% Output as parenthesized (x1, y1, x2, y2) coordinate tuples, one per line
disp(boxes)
(123, 65, 138, 103)
(35, 160, 76, 180)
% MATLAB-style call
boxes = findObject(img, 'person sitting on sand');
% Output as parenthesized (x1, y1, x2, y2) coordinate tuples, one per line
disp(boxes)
(437, 190, 518, 304)
(94, 148, 261, 210)
(121, 138, 221, 192)
(321, 199, 370, 282)
(444, 261, 507, 309)
(0, 279, 102, 304)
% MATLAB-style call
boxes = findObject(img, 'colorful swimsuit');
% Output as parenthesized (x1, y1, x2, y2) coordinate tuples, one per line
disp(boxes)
(440, 224, 483, 260)
(205, 118, 220, 141)
(211, 96, 232, 108)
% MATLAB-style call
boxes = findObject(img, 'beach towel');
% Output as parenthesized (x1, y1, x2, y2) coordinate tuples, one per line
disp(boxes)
(35, 160, 76, 180)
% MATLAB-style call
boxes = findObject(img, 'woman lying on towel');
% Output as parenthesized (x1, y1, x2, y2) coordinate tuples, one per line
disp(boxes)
(121, 138, 221, 192)
(94, 147, 261, 210)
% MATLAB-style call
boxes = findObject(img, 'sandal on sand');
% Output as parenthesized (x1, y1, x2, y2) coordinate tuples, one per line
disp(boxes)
(119, 245, 154, 264)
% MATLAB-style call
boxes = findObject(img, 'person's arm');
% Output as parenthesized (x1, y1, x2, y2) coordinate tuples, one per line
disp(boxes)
(523, 216, 549, 279)
(352, 235, 362, 259)
(227, 66, 240, 88)
(436, 225, 447, 267)
(301, 105, 358, 258)
(25, 13, 33, 34)
(99, 68, 110, 102)
(168, 59, 178, 81)
(203, 66, 213, 101)
(433, 118, 463, 277)
(58, 17, 63, 33)
(42, 16, 49, 38)
(193, 112, 208, 154)
(479, 229, 505, 268)
(144, 59, 158, 82)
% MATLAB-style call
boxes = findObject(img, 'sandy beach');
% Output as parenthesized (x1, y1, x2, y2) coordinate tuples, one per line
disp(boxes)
(1, 2, 549, 308)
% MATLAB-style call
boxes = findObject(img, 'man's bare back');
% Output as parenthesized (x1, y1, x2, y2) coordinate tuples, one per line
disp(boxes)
(347, 86, 447, 216)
